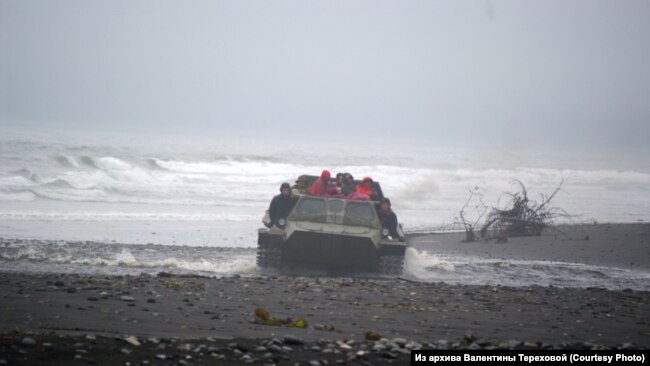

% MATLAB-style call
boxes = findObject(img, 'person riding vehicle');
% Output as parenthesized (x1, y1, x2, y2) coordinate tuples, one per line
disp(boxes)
(267, 183, 297, 228)
(377, 197, 399, 238)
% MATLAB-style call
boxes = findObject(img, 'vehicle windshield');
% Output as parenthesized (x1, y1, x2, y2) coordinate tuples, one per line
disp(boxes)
(345, 201, 375, 222)
(295, 197, 326, 215)
(292, 196, 377, 227)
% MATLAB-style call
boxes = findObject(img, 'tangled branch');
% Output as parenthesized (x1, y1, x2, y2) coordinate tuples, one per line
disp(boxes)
(458, 179, 569, 241)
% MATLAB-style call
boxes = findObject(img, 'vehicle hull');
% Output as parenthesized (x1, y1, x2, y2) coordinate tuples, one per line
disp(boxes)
(258, 228, 405, 274)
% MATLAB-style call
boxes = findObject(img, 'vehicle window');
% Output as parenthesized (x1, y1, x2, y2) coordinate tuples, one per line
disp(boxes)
(296, 197, 326, 215)
(329, 200, 344, 213)
(345, 202, 374, 221)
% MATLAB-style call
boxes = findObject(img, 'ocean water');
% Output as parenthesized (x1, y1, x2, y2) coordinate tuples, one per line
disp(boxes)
(1, 130, 648, 289)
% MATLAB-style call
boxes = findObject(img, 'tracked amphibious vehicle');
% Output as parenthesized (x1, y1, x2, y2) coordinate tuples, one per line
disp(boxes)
(257, 176, 406, 274)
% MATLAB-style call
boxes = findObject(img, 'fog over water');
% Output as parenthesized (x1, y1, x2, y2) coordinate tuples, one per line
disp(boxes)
(1, 0, 649, 152)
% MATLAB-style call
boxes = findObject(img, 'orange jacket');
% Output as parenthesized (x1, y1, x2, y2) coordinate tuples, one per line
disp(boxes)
(355, 183, 373, 196)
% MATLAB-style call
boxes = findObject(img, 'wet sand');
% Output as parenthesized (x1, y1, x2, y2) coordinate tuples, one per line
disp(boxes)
(1, 223, 649, 364)
(409, 223, 650, 271)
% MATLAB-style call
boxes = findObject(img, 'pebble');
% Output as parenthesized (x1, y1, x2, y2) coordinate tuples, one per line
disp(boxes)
(382, 351, 398, 359)
(523, 341, 538, 348)
(21, 337, 36, 346)
(395, 348, 411, 355)
(124, 335, 141, 346)
(121, 296, 135, 302)
(147, 298, 156, 303)
(120, 348, 132, 355)
(87, 297, 98, 301)
(156, 354, 167, 360)
(309, 361, 321, 366)
(193, 344, 206, 353)
(269, 345, 283, 353)
(67, 287, 76, 293)
(386, 342, 400, 351)
(338, 342, 352, 350)
(283, 335, 304, 345)
(508, 340, 521, 348)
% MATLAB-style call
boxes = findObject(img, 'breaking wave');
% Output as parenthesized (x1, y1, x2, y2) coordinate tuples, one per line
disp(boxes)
(402, 248, 650, 291)
(0, 212, 258, 221)
(2, 151, 649, 223)
(0, 134, 648, 248)
(54, 154, 79, 168)
(0, 242, 258, 276)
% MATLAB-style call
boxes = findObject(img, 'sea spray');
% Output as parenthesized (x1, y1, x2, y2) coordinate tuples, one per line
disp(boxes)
(402, 247, 650, 291)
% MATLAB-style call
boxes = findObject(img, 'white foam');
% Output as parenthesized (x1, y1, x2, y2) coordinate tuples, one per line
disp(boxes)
(402, 247, 650, 291)
(159, 257, 257, 273)
(20, 248, 258, 274)
(0, 175, 38, 187)
(96, 157, 132, 171)
(403, 247, 456, 279)
(0, 191, 37, 201)
(0, 212, 258, 221)
(0, 139, 648, 234)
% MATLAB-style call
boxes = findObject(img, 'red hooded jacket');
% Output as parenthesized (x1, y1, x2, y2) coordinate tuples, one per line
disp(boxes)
(309, 170, 331, 196)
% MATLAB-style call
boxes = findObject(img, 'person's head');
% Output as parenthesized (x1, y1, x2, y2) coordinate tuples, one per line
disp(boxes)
(380, 197, 391, 211)
(320, 170, 331, 181)
(343, 173, 354, 184)
(295, 175, 308, 188)
(280, 182, 291, 196)
(362, 176, 374, 187)
(336, 173, 344, 185)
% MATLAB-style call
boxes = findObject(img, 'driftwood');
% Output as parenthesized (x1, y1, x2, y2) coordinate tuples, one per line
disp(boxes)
(458, 179, 568, 241)
(457, 186, 488, 242)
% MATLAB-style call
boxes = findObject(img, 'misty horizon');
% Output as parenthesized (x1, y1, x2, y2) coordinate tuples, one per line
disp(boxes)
(1, 1, 649, 151)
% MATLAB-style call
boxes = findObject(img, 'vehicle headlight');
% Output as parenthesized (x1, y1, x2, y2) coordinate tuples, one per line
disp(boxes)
(278, 218, 287, 228)
(382, 228, 389, 237)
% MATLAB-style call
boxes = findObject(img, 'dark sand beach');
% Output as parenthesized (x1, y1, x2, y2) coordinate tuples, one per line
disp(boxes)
(1, 223, 649, 365)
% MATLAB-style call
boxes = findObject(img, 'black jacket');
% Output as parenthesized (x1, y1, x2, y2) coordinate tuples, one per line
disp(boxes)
(378, 210, 398, 237)
(269, 194, 297, 226)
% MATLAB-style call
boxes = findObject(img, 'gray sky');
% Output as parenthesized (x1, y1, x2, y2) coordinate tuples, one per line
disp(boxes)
(1, 0, 648, 149)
